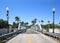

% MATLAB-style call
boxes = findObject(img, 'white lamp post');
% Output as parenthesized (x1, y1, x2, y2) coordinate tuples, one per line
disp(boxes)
(52, 8, 55, 33)
(6, 7, 9, 33)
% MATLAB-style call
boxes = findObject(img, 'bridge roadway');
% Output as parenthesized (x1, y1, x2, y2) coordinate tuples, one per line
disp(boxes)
(6, 29, 59, 43)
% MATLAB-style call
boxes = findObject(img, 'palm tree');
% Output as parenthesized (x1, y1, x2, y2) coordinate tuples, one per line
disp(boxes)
(0, 19, 3, 22)
(48, 21, 50, 24)
(21, 21, 24, 26)
(59, 22, 60, 28)
(34, 18, 37, 25)
(13, 22, 15, 25)
(41, 20, 44, 27)
(59, 22, 60, 25)
(15, 16, 20, 24)
(32, 20, 34, 25)
(25, 22, 28, 25)
(41, 20, 44, 23)
(32, 18, 37, 26)
(25, 22, 28, 29)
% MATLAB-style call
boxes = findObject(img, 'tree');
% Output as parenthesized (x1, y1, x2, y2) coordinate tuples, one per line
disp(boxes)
(25, 22, 28, 25)
(48, 21, 50, 24)
(59, 22, 60, 24)
(32, 20, 35, 25)
(12, 22, 16, 28)
(25, 22, 28, 28)
(0, 19, 8, 28)
(15, 16, 20, 24)
(41, 20, 44, 23)
(59, 22, 60, 25)
(13, 22, 15, 25)
(31, 18, 37, 25)
(34, 18, 37, 24)
(58, 22, 60, 28)
(15, 16, 20, 28)
(21, 21, 24, 26)
(41, 20, 44, 27)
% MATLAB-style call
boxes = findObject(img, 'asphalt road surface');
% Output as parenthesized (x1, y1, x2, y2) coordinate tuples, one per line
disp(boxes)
(6, 29, 59, 43)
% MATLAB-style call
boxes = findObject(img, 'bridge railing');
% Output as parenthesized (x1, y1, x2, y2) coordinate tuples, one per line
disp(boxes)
(43, 31, 60, 40)
(0, 31, 21, 40)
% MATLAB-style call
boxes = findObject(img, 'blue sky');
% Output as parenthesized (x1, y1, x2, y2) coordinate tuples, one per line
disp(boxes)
(0, 0, 60, 24)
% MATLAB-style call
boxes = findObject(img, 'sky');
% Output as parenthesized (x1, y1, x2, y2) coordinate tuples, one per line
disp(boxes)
(0, 0, 60, 25)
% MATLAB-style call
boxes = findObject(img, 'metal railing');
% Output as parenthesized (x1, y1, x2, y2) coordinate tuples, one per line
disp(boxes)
(0, 31, 21, 40)
(43, 31, 60, 40)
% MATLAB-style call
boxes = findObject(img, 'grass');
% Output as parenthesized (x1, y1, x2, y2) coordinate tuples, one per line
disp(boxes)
(0, 40, 4, 43)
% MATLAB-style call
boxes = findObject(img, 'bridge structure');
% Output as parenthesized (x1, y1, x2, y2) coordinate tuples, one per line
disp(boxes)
(0, 23, 60, 43)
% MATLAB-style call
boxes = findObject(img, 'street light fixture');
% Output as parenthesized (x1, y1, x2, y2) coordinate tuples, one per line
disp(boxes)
(6, 7, 9, 33)
(52, 8, 55, 33)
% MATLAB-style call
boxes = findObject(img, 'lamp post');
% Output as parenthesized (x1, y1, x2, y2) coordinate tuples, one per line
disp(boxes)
(52, 8, 55, 33)
(6, 7, 9, 33)
(47, 21, 50, 32)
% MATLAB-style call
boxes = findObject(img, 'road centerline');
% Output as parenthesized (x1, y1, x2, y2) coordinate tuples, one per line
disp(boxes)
(28, 34, 34, 43)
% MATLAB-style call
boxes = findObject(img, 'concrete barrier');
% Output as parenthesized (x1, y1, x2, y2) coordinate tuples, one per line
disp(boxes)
(43, 31, 60, 40)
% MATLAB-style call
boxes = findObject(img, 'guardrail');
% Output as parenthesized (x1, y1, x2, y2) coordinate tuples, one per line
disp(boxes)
(0, 31, 21, 40)
(43, 31, 60, 40)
